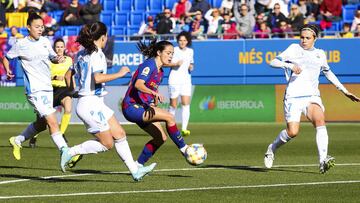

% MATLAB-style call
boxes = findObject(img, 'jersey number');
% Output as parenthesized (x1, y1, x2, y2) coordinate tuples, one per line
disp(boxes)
(41, 96, 50, 105)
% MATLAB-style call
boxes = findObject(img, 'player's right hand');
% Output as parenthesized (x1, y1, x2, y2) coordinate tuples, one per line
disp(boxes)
(6, 70, 15, 80)
(118, 66, 130, 77)
(291, 65, 302, 74)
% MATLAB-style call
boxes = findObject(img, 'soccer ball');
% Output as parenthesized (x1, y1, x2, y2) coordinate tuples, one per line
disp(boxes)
(184, 144, 207, 166)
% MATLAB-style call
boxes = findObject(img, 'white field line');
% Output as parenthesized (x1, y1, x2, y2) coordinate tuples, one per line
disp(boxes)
(1, 163, 360, 185)
(1, 180, 360, 200)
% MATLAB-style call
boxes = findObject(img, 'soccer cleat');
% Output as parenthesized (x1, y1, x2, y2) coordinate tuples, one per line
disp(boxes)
(319, 155, 335, 174)
(264, 144, 274, 169)
(131, 163, 157, 181)
(181, 130, 191, 137)
(60, 147, 72, 172)
(67, 155, 83, 168)
(9, 137, 22, 160)
(29, 137, 37, 148)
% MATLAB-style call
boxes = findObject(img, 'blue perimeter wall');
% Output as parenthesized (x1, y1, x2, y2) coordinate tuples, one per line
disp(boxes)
(15, 38, 360, 86)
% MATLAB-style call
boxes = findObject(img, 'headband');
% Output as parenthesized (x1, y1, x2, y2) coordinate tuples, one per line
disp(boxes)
(301, 27, 317, 38)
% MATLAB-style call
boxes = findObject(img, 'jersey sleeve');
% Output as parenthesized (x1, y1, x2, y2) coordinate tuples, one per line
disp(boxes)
(91, 52, 106, 73)
(190, 48, 194, 64)
(45, 38, 57, 59)
(5, 42, 20, 59)
(137, 63, 155, 82)
(320, 50, 330, 71)
(276, 44, 297, 62)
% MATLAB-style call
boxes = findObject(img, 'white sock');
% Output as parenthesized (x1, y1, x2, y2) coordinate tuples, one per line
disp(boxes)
(181, 104, 190, 131)
(69, 139, 108, 156)
(114, 137, 138, 174)
(180, 144, 188, 154)
(316, 126, 328, 163)
(271, 129, 292, 153)
(51, 131, 68, 150)
(15, 123, 38, 145)
(169, 105, 176, 116)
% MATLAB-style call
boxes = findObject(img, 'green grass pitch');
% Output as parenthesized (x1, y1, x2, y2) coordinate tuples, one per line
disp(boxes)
(1, 123, 360, 202)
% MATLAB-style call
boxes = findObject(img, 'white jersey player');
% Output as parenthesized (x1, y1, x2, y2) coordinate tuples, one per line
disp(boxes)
(60, 22, 156, 181)
(3, 12, 69, 162)
(167, 31, 194, 137)
(263, 24, 360, 173)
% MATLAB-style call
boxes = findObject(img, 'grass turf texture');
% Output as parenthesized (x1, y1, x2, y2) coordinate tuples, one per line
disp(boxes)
(0, 123, 360, 202)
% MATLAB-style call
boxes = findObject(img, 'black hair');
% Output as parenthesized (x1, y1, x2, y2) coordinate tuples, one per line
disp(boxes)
(137, 39, 173, 59)
(27, 11, 43, 26)
(53, 38, 66, 55)
(76, 22, 107, 54)
(300, 24, 320, 38)
(0, 22, 4, 27)
(176, 31, 192, 47)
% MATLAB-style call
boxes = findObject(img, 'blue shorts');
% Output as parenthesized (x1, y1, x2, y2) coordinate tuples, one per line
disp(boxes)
(122, 104, 148, 128)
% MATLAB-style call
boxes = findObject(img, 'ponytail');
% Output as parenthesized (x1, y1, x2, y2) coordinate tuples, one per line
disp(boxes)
(137, 39, 173, 58)
(76, 22, 107, 54)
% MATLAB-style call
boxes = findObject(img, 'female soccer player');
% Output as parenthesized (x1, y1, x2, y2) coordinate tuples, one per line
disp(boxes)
(60, 22, 156, 181)
(29, 38, 75, 148)
(122, 39, 189, 167)
(167, 31, 194, 136)
(264, 24, 360, 173)
(3, 12, 69, 160)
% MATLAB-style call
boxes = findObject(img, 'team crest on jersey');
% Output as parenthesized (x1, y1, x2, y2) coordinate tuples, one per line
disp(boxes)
(141, 67, 150, 76)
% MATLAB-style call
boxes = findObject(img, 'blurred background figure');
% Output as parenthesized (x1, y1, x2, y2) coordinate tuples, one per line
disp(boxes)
(8, 26, 24, 46)
(138, 16, 157, 36)
(81, 0, 102, 24)
(172, 0, 192, 20)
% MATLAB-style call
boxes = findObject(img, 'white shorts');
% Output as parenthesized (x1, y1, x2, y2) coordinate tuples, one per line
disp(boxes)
(27, 91, 56, 117)
(76, 96, 114, 134)
(284, 96, 325, 122)
(168, 83, 192, 99)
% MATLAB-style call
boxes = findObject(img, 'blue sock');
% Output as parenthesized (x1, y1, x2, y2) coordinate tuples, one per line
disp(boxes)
(137, 141, 158, 165)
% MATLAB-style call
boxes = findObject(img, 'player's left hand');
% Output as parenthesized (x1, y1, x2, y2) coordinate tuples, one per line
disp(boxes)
(56, 55, 65, 63)
(144, 106, 156, 119)
(344, 92, 360, 102)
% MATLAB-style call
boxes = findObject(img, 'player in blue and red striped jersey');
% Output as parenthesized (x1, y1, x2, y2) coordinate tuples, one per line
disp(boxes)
(122, 39, 189, 166)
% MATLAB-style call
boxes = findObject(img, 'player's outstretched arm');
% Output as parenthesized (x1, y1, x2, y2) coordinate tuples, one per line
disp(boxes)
(323, 69, 360, 102)
(2, 57, 15, 80)
(94, 66, 130, 83)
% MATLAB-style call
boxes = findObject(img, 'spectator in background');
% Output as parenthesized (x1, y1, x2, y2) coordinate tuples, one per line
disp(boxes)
(254, 0, 271, 14)
(40, 9, 58, 36)
(355, 24, 360, 37)
(319, 0, 342, 30)
(22, 0, 44, 12)
(43, 0, 62, 11)
(138, 16, 157, 36)
(305, 0, 320, 23)
(0, 22, 8, 38)
(288, 4, 304, 32)
(81, 0, 102, 24)
(53, 0, 70, 10)
(61, 0, 83, 26)
(267, 3, 288, 32)
(268, 0, 290, 17)
(172, 0, 192, 19)
(219, 0, 233, 15)
(156, 8, 175, 35)
(8, 26, 24, 46)
(190, 10, 205, 39)
(217, 11, 238, 39)
(340, 23, 354, 38)
(351, 10, 360, 31)
(234, 2, 255, 38)
(187, 0, 210, 17)
(255, 21, 271, 38)
(298, 0, 308, 17)
(204, 8, 223, 36)
(0, 3, 5, 23)
(173, 14, 190, 33)
(276, 20, 293, 38)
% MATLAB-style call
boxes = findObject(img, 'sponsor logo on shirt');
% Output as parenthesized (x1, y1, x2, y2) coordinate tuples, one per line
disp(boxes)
(141, 67, 150, 76)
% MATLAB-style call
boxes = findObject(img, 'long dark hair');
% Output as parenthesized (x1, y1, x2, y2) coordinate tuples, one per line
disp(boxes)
(27, 11, 43, 26)
(77, 22, 107, 54)
(137, 39, 173, 58)
(300, 24, 320, 38)
(176, 31, 192, 47)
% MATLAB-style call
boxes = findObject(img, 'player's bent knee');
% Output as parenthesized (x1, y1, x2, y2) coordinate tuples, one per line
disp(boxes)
(34, 122, 47, 132)
(287, 130, 298, 138)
